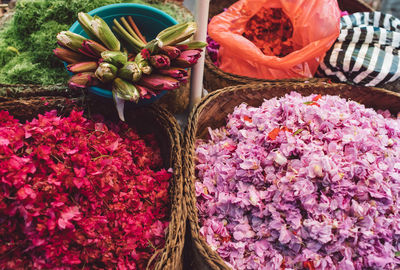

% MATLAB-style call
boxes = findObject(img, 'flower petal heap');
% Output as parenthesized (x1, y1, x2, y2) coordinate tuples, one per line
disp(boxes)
(195, 92, 400, 269)
(0, 110, 171, 269)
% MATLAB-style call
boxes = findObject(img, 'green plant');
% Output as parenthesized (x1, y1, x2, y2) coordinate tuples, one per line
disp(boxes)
(0, 0, 193, 86)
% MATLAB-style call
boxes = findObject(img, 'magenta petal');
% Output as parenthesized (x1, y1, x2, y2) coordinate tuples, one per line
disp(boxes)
(78, 47, 98, 59)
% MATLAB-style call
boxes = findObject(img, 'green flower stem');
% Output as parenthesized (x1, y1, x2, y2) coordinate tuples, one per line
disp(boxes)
(127, 16, 147, 43)
(112, 25, 142, 53)
(113, 19, 145, 52)
(120, 17, 145, 47)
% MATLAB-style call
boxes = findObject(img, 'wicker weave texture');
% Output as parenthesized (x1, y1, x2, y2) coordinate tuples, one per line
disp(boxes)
(183, 82, 400, 270)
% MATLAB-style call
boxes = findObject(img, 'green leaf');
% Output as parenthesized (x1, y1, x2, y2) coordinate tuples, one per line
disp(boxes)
(181, 41, 208, 49)
(303, 101, 314, 105)
(6, 46, 20, 55)
(293, 129, 304, 136)
(395, 251, 400, 257)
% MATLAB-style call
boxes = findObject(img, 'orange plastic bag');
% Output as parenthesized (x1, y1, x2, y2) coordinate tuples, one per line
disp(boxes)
(208, 0, 341, 79)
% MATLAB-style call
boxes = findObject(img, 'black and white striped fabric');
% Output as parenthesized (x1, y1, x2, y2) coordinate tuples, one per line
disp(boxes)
(319, 12, 400, 87)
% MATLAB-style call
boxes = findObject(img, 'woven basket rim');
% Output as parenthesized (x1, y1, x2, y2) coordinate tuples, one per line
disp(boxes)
(0, 83, 83, 99)
(339, 0, 374, 12)
(183, 81, 400, 270)
(0, 95, 186, 270)
(197, 81, 400, 116)
(204, 54, 328, 84)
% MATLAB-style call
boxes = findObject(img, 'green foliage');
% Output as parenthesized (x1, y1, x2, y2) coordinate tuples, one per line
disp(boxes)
(0, 45, 18, 68)
(0, 0, 193, 86)
(30, 21, 70, 66)
(0, 52, 69, 85)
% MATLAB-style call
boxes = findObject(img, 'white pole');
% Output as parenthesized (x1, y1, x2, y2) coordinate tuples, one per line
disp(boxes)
(189, 0, 210, 110)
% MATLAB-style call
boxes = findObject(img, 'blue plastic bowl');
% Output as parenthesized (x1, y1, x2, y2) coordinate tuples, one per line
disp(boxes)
(67, 3, 178, 104)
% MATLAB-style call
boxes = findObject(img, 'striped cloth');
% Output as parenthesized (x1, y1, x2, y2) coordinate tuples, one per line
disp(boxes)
(319, 12, 400, 86)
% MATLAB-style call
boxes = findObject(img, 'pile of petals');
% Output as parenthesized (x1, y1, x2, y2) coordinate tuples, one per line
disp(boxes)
(243, 7, 294, 57)
(0, 110, 171, 269)
(195, 92, 400, 269)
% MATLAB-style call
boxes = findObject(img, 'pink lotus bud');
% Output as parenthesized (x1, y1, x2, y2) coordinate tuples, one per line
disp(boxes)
(82, 40, 108, 57)
(158, 67, 188, 80)
(149, 54, 171, 69)
(175, 44, 189, 51)
(135, 85, 157, 99)
(67, 61, 98, 73)
(178, 76, 188, 84)
(160, 46, 181, 60)
(68, 72, 98, 90)
(139, 75, 180, 91)
(174, 49, 201, 68)
(53, 47, 88, 64)
(78, 47, 98, 59)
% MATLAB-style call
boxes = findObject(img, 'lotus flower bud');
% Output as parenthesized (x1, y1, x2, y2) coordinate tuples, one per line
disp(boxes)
(175, 44, 189, 51)
(112, 78, 140, 102)
(77, 13, 101, 42)
(101, 51, 127, 68)
(68, 72, 98, 90)
(149, 54, 170, 69)
(57, 31, 87, 52)
(160, 46, 181, 60)
(156, 22, 197, 47)
(135, 53, 152, 75)
(139, 62, 152, 75)
(67, 61, 98, 73)
(178, 41, 208, 50)
(53, 47, 88, 64)
(92, 15, 121, 51)
(78, 47, 98, 59)
(82, 40, 108, 57)
(118, 62, 142, 82)
(135, 85, 157, 99)
(78, 12, 120, 51)
(139, 75, 180, 91)
(95, 62, 117, 83)
(157, 67, 188, 81)
(174, 49, 201, 68)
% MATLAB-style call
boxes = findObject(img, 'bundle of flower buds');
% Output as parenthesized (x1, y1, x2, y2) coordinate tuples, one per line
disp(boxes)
(55, 12, 206, 120)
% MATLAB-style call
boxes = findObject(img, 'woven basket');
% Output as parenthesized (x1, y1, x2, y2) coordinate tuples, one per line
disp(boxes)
(0, 80, 191, 115)
(182, 82, 400, 270)
(204, 0, 374, 92)
(0, 86, 186, 270)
